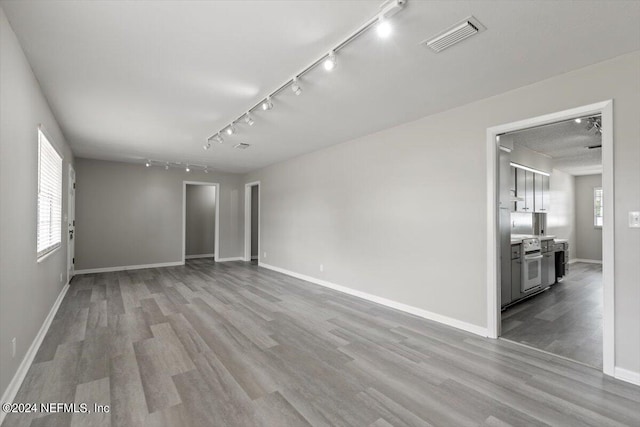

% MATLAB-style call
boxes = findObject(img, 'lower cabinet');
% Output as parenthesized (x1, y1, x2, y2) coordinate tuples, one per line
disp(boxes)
(511, 257, 522, 303)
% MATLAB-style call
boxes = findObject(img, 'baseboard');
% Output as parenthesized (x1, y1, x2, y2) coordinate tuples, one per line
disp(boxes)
(185, 253, 214, 260)
(251, 256, 258, 260)
(569, 258, 602, 265)
(614, 367, 640, 386)
(258, 262, 488, 337)
(75, 261, 184, 274)
(0, 282, 70, 426)
(216, 257, 244, 262)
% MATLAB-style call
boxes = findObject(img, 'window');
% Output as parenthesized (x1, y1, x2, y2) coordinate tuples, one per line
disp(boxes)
(594, 187, 603, 228)
(37, 128, 63, 259)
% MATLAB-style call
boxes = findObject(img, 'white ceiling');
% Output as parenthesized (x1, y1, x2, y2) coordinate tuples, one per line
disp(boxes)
(510, 118, 602, 176)
(2, 1, 639, 173)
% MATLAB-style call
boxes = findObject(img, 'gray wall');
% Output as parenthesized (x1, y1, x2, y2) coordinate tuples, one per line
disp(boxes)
(0, 7, 75, 397)
(74, 158, 244, 270)
(547, 168, 576, 252)
(575, 174, 603, 261)
(245, 52, 640, 374)
(251, 185, 259, 258)
(185, 185, 216, 257)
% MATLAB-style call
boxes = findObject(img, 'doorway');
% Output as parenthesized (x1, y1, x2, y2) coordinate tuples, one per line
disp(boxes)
(486, 100, 614, 376)
(67, 165, 75, 284)
(244, 181, 260, 263)
(182, 181, 220, 263)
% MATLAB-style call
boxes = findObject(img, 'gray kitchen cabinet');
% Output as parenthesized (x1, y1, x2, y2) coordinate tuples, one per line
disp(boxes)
(511, 256, 522, 302)
(515, 168, 534, 212)
(534, 174, 550, 213)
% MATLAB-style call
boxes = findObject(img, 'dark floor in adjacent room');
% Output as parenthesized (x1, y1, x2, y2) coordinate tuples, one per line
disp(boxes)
(502, 262, 603, 369)
(4, 260, 638, 427)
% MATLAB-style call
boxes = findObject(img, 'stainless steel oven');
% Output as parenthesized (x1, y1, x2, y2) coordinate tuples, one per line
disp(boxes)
(521, 238, 542, 292)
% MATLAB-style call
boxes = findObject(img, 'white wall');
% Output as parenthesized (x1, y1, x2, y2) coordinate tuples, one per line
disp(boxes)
(547, 168, 576, 251)
(575, 174, 603, 261)
(74, 158, 244, 270)
(0, 7, 75, 397)
(245, 51, 640, 375)
(185, 185, 216, 256)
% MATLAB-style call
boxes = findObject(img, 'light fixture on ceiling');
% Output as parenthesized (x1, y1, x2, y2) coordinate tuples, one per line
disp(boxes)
(225, 124, 236, 135)
(215, 134, 224, 144)
(165, 163, 169, 170)
(376, 17, 392, 38)
(203, 138, 212, 150)
(261, 97, 273, 111)
(323, 51, 337, 71)
(145, 161, 150, 167)
(244, 113, 255, 126)
(203, 0, 406, 149)
(185, 165, 190, 172)
(291, 77, 302, 96)
(575, 118, 582, 123)
(204, 167, 209, 174)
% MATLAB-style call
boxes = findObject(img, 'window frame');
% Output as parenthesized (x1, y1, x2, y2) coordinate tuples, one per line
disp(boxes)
(594, 186, 603, 229)
(36, 127, 63, 261)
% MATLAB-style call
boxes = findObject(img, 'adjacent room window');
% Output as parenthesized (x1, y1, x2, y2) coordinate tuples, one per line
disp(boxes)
(37, 128, 63, 259)
(594, 187, 603, 228)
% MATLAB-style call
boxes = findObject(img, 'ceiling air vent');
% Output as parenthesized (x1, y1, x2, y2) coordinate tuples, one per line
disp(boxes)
(234, 143, 251, 150)
(422, 16, 485, 53)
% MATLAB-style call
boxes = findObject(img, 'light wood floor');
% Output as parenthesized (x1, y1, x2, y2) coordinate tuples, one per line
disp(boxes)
(3, 260, 639, 427)
(502, 262, 603, 369)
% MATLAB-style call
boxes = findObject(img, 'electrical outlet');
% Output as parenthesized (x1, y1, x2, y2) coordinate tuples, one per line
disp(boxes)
(263, 252, 267, 258)
(12, 337, 16, 358)
(630, 211, 640, 228)
(320, 264, 324, 272)
(59, 273, 63, 283)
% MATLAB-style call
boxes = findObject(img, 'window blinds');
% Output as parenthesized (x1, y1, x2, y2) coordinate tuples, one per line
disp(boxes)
(37, 129, 63, 258)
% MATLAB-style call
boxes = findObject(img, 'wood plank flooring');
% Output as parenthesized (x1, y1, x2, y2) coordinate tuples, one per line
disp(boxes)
(502, 262, 603, 369)
(3, 260, 639, 427)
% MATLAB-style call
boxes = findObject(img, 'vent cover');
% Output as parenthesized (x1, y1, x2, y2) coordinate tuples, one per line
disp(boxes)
(234, 143, 251, 150)
(422, 16, 485, 53)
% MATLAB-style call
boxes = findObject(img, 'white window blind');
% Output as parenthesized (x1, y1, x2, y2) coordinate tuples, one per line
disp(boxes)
(37, 129, 63, 259)
(594, 187, 603, 228)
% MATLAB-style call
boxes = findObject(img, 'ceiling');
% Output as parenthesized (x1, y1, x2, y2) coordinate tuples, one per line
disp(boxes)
(2, 1, 639, 173)
(511, 118, 602, 176)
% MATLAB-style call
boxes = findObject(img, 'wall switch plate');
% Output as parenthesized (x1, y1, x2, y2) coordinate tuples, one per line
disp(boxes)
(630, 211, 640, 228)
(59, 273, 63, 283)
(320, 264, 324, 272)
(263, 252, 267, 258)
(12, 337, 16, 358)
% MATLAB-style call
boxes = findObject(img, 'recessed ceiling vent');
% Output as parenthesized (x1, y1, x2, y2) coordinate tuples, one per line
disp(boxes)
(234, 143, 251, 150)
(422, 16, 486, 53)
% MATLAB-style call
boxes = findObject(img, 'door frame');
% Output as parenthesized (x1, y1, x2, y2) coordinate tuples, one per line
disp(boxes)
(486, 100, 614, 376)
(67, 164, 75, 284)
(182, 181, 220, 263)
(244, 181, 261, 262)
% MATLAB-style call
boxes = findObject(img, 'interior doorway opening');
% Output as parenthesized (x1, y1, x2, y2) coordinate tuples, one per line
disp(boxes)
(244, 182, 260, 263)
(182, 181, 220, 263)
(486, 100, 614, 376)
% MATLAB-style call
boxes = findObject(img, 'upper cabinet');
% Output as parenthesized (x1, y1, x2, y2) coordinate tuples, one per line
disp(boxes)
(513, 166, 550, 213)
(534, 174, 550, 212)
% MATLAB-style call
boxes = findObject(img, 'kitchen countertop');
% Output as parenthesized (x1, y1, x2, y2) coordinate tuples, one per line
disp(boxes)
(511, 234, 556, 245)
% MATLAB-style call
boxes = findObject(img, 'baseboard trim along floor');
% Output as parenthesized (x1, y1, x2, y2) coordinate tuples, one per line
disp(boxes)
(0, 282, 70, 426)
(615, 367, 640, 386)
(217, 256, 244, 262)
(259, 262, 489, 337)
(185, 253, 214, 260)
(568, 258, 603, 264)
(75, 261, 184, 274)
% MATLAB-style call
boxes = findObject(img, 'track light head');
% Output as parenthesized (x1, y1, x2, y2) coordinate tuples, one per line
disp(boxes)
(203, 142, 211, 150)
(165, 163, 169, 170)
(261, 97, 273, 111)
(145, 161, 150, 167)
(323, 51, 336, 71)
(376, 17, 392, 38)
(225, 124, 236, 135)
(291, 77, 302, 96)
(185, 165, 190, 172)
(215, 134, 224, 144)
(244, 113, 255, 126)
(575, 118, 582, 124)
